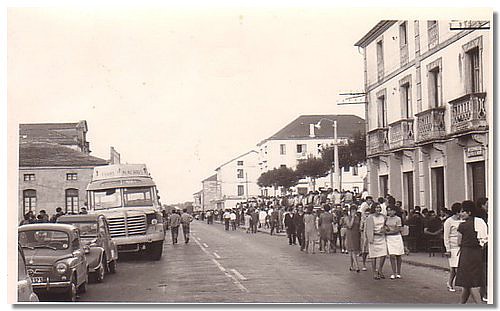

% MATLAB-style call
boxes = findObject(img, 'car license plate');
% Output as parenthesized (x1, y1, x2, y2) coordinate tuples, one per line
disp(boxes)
(32, 277, 44, 283)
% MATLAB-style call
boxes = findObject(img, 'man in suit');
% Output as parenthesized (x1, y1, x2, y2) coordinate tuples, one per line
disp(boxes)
(284, 207, 297, 245)
(294, 207, 305, 251)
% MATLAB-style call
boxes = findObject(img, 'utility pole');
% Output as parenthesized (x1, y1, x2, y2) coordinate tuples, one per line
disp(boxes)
(333, 121, 341, 191)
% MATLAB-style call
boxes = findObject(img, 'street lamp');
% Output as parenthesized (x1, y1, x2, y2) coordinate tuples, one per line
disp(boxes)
(314, 118, 340, 191)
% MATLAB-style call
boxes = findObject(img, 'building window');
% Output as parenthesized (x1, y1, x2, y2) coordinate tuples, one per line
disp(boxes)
(280, 164, 287, 168)
(399, 21, 408, 46)
(264, 146, 268, 155)
(237, 185, 245, 196)
(237, 160, 244, 166)
(296, 144, 307, 154)
(280, 144, 286, 155)
(23, 174, 35, 181)
(401, 82, 412, 118)
(352, 166, 359, 176)
(377, 94, 387, 127)
(429, 66, 442, 107)
(66, 173, 78, 180)
(65, 188, 79, 214)
(427, 21, 439, 49)
(467, 47, 481, 93)
(376, 39, 384, 80)
(237, 169, 244, 179)
(23, 189, 36, 215)
(343, 166, 350, 173)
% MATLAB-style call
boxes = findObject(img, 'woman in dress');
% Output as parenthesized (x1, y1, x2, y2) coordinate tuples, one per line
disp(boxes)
(318, 204, 334, 253)
(455, 200, 487, 304)
(304, 206, 319, 254)
(345, 205, 361, 272)
(443, 202, 463, 292)
(385, 205, 405, 279)
(339, 209, 349, 253)
(359, 207, 372, 271)
(365, 203, 388, 279)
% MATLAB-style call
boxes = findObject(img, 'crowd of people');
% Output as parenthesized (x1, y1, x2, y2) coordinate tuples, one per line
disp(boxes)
(198, 188, 488, 304)
(19, 206, 88, 225)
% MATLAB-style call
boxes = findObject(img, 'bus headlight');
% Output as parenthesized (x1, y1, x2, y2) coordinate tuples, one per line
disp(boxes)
(151, 219, 158, 225)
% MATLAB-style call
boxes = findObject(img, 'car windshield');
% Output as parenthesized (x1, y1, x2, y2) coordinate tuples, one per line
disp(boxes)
(18, 230, 70, 250)
(67, 222, 97, 238)
(93, 189, 122, 210)
(123, 187, 153, 207)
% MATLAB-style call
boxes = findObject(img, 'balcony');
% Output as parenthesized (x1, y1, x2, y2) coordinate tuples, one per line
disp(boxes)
(416, 107, 446, 143)
(389, 119, 415, 149)
(296, 152, 308, 159)
(367, 128, 389, 156)
(449, 92, 487, 135)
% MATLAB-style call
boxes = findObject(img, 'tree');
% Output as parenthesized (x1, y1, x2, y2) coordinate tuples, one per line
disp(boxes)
(257, 167, 300, 194)
(295, 157, 330, 191)
(320, 131, 367, 169)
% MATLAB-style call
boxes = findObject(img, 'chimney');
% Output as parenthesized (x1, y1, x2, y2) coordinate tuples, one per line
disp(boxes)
(309, 124, 315, 138)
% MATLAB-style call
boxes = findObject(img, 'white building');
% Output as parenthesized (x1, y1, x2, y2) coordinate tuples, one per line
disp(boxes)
(257, 115, 367, 194)
(355, 20, 491, 211)
(214, 150, 260, 209)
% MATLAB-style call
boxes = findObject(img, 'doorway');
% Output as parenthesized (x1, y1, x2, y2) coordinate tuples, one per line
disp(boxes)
(403, 171, 414, 210)
(431, 167, 445, 211)
(469, 161, 486, 202)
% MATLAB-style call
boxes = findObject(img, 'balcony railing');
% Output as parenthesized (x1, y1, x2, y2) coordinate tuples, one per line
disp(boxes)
(449, 92, 487, 135)
(416, 107, 446, 143)
(389, 119, 414, 149)
(367, 128, 389, 156)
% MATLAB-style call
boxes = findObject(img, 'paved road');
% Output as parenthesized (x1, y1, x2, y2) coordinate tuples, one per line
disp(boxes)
(77, 220, 462, 303)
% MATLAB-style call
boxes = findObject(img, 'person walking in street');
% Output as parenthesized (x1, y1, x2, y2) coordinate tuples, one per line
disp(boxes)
(304, 206, 319, 254)
(230, 210, 237, 231)
(223, 209, 231, 231)
(318, 205, 334, 253)
(180, 208, 194, 244)
(270, 208, 279, 235)
(259, 208, 267, 229)
(169, 210, 181, 244)
(443, 202, 464, 292)
(284, 208, 297, 245)
(339, 209, 349, 253)
(385, 205, 405, 279)
(366, 204, 388, 280)
(251, 209, 259, 234)
(455, 200, 487, 304)
(475, 197, 488, 302)
(359, 208, 371, 271)
(244, 211, 252, 234)
(346, 205, 361, 272)
(295, 207, 306, 251)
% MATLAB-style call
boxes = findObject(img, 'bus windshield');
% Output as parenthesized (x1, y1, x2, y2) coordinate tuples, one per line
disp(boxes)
(93, 189, 122, 210)
(123, 187, 153, 207)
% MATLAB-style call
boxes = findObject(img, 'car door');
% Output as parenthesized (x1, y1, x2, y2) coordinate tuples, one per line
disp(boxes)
(97, 216, 110, 263)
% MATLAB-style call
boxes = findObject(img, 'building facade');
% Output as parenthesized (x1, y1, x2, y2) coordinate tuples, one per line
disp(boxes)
(257, 115, 367, 194)
(355, 20, 491, 211)
(19, 141, 108, 220)
(201, 174, 220, 211)
(214, 150, 260, 209)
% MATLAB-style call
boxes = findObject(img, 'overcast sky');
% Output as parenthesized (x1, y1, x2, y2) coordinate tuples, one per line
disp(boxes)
(8, 7, 489, 204)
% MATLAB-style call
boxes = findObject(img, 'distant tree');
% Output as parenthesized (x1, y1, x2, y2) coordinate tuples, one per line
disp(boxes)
(257, 171, 273, 188)
(320, 131, 367, 168)
(295, 157, 330, 191)
(258, 167, 300, 194)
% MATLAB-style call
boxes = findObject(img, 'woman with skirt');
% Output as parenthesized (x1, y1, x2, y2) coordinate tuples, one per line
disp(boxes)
(345, 205, 361, 272)
(304, 206, 319, 254)
(359, 207, 372, 271)
(455, 200, 488, 304)
(443, 202, 463, 292)
(318, 204, 334, 253)
(365, 203, 388, 279)
(385, 205, 405, 279)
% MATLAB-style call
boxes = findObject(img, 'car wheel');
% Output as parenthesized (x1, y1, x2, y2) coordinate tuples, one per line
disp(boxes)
(65, 276, 77, 302)
(108, 259, 117, 274)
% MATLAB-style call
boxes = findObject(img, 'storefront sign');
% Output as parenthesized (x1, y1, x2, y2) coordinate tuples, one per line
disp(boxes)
(93, 164, 149, 181)
(466, 146, 483, 158)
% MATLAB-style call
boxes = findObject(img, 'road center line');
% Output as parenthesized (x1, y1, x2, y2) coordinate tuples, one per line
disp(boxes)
(193, 236, 248, 293)
(203, 243, 209, 248)
(213, 252, 221, 259)
(229, 269, 248, 281)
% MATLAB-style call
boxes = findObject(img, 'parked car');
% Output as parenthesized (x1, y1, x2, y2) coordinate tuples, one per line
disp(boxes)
(18, 243, 39, 302)
(18, 223, 89, 302)
(57, 213, 118, 282)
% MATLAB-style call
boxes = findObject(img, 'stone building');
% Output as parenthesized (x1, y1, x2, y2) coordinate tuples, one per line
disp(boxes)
(355, 20, 491, 210)
(201, 174, 220, 211)
(19, 141, 108, 219)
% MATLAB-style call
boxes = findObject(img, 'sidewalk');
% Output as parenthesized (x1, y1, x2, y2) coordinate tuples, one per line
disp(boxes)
(203, 220, 448, 271)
